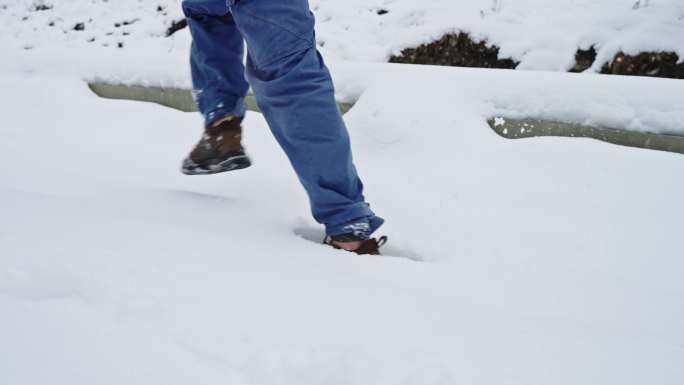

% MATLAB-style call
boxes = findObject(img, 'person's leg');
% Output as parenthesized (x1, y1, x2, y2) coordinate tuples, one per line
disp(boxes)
(227, 0, 383, 239)
(182, 0, 249, 126)
(181, 0, 252, 175)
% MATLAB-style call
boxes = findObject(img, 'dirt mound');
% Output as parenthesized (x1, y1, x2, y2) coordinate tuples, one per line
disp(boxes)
(388, 32, 518, 70)
(392, 33, 683, 79)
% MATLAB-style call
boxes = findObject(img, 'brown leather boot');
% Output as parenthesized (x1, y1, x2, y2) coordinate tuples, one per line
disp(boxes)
(181, 117, 252, 175)
(325, 235, 388, 256)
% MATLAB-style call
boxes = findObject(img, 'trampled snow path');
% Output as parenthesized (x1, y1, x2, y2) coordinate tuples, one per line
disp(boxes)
(1, 73, 684, 384)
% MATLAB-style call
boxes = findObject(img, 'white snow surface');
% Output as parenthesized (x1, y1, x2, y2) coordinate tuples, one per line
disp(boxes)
(2, 0, 683, 70)
(2, 66, 684, 383)
(2, 1, 684, 384)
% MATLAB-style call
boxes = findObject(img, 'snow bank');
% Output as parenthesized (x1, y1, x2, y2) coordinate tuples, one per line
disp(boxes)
(79, 57, 684, 136)
(332, 62, 684, 134)
(313, 0, 684, 70)
(2, 0, 683, 72)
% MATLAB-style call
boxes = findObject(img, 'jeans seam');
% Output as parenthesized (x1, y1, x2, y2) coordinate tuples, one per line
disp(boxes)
(234, 5, 314, 48)
(257, 46, 312, 70)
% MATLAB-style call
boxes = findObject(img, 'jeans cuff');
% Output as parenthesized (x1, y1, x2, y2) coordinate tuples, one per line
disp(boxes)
(205, 96, 247, 127)
(326, 213, 385, 238)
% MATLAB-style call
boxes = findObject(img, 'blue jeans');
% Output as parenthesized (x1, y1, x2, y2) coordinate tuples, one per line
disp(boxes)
(182, 0, 383, 237)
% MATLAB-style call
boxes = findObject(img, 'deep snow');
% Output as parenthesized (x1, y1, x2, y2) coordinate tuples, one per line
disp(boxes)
(1, 69, 684, 384)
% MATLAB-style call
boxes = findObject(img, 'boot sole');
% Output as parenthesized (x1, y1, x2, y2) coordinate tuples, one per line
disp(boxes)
(181, 155, 252, 175)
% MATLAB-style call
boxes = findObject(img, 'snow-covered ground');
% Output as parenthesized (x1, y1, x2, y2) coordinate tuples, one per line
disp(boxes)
(2, 65, 684, 383)
(2, 1, 684, 384)
(2, 0, 683, 71)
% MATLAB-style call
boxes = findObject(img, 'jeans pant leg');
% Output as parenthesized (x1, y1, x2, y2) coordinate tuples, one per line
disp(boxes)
(182, 0, 249, 127)
(228, 0, 383, 236)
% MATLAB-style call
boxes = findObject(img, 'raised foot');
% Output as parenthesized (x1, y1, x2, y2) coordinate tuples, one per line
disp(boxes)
(181, 154, 252, 175)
